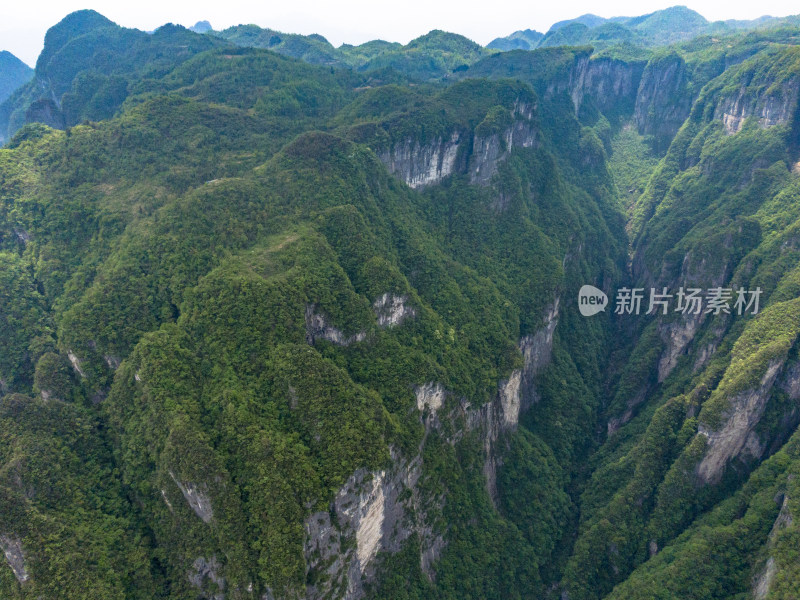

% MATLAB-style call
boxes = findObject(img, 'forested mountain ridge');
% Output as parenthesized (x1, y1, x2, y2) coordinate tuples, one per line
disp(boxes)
(488, 6, 800, 52)
(0, 10, 228, 143)
(0, 52, 32, 110)
(3, 7, 800, 600)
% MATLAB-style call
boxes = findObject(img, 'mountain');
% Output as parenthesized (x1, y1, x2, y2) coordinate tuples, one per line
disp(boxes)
(213, 25, 488, 80)
(489, 6, 795, 53)
(549, 13, 608, 32)
(189, 20, 213, 34)
(5, 7, 800, 600)
(0, 10, 226, 141)
(211, 24, 345, 66)
(0, 16, 624, 596)
(487, 29, 543, 51)
(0, 52, 32, 106)
(624, 5, 709, 45)
(352, 30, 488, 79)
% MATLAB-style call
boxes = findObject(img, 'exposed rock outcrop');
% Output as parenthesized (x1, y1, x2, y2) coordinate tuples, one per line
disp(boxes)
(470, 101, 537, 185)
(377, 98, 538, 189)
(714, 78, 800, 135)
(24, 98, 65, 131)
(779, 360, 800, 400)
(753, 557, 777, 600)
(378, 132, 463, 189)
(467, 297, 560, 503)
(0, 534, 29, 584)
(168, 471, 214, 523)
(696, 360, 783, 484)
(546, 55, 644, 116)
(305, 305, 367, 346)
(415, 382, 447, 414)
(13, 228, 31, 245)
(518, 298, 559, 409)
(67, 350, 86, 378)
(634, 54, 692, 148)
(188, 556, 225, 600)
(647, 248, 731, 384)
(104, 355, 121, 370)
(373, 293, 416, 327)
(752, 494, 793, 600)
(303, 451, 439, 599)
(657, 313, 704, 382)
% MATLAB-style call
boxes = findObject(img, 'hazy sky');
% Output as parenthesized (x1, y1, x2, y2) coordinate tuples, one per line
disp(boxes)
(2, 1, 799, 66)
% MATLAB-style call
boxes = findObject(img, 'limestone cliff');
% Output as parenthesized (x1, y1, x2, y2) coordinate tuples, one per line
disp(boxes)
(545, 54, 644, 116)
(377, 98, 538, 189)
(714, 78, 800, 135)
(697, 360, 784, 484)
(300, 297, 559, 597)
(378, 132, 464, 189)
(634, 53, 692, 148)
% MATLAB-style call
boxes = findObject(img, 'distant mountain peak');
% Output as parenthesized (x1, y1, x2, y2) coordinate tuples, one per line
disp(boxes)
(0, 50, 33, 106)
(407, 30, 483, 52)
(0, 49, 31, 68)
(548, 13, 607, 33)
(487, 29, 543, 51)
(189, 20, 213, 34)
(37, 10, 118, 72)
(47, 9, 116, 34)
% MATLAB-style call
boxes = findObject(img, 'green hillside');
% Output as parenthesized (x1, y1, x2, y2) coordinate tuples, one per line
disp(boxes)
(0, 52, 32, 107)
(214, 25, 489, 81)
(4, 6, 800, 600)
(489, 6, 799, 53)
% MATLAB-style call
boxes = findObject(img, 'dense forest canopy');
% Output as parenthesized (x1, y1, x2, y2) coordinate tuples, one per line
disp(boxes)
(2, 6, 800, 600)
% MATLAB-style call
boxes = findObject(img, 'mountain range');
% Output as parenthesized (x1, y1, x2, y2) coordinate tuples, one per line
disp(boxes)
(3, 6, 800, 600)
(0, 51, 32, 107)
(488, 5, 800, 50)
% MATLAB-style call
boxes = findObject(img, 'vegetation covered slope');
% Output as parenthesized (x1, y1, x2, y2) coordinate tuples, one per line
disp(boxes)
(489, 6, 800, 53)
(5, 7, 800, 600)
(558, 40, 800, 600)
(215, 25, 489, 81)
(0, 11, 627, 599)
(0, 10, 227, 141)
(0, 52, 32, 107)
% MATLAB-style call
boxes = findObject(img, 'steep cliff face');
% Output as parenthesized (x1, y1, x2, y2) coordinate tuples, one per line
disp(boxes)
(301, 296, 561, 596)
(545, 55, 644, 115)
(752, 492, 794, 600)
(24, 98, 65, 131)
(714, 78, 800, 135)
(634, 53, 691, 147)
(376, 94, 538, 189)
(305, 305, 367, 345)
(654, 248, 732, 382)
(583, 58, 644, 114)
(415, 382, 447, 414)
(373, 293, 416, 327)
(0, 535, 28, 584)
(188, 557, 225, 600)
(303, 451, 439, 600)
(470, 101, 538, 185)
(466, 297, 560, 503)
(697, 360, 784, 484)
(377, 132, 464, 189)
(168, 471, 215, 523)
